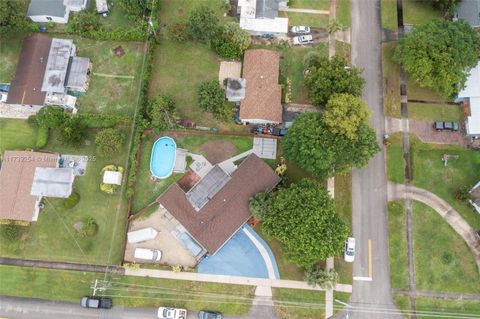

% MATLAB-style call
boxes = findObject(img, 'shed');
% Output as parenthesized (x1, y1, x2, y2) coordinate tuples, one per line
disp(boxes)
(252, 137, 277, 159)
(102, 170, 122, 185)
(127, 227, 159, 243)
(30, 167, 74, 198)
(65, 57, 90, 93)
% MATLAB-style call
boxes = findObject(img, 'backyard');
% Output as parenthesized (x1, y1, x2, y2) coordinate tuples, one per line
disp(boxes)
(0, 119, 38, 154)
(0, 32, 27, 83)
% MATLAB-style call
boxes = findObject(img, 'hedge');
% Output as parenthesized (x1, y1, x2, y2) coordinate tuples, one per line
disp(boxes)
(35, 126, 49, 149)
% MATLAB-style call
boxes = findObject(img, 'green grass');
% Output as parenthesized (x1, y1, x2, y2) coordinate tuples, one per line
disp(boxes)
(337, 0, 351, 28)
(0, 265, 254, 315)
(410, 137, 480, 229)
(382, 43, 401, 118)
(75, 39, 144, 116)
(381, 0, 398, 31)
(403, 0, 442, 25)
(407, 75, 446, 102)
(288, 0, 330, 10)
(174, 134, 253, 155)
(393, 295, 411, 317)
(412, 201, 480, 294)
(0, 129, 130, 265)
(408, 103, 463, 122)
(335, 41, 351, 60)
(280, 11, 330, 28)
(158, 0, 229, 27)
(415, 297, 480, 318)
(387, 133, 405, 184)
(99, 4, 132, 29)
(0, 32, 27, 83)
(333, 292, 352, 314)
(0, 119, 38, 153)
(273, 288, 325, 319)
(388, 201, 409, 289)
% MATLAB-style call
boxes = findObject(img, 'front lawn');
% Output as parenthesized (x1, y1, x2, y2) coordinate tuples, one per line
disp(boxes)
(288, 0, 330, 10)
(388, 201, 409, 290)
(408, 103, 463, 122)
(337, 0, 351, 28)
(280, 11, 330, 28)
(334, 173, 352, 285)
(0, 265, 254, 315)
(412, 201, 480, 294)
(393, 295, 411, 317)
(0, 119, 38, 153)
(402, 0, 442, 26)
(381, 0, 398, 31)
(0, 32, 27, 83)
(386, 133, 405, 184)
(415, 297, 480, 318)
(406, 75, 446, 102)
(410, 137, 480, 229)
(382, 43, 401, 118)
(273, 288, 325, 319)
(333, 291, 352, 315)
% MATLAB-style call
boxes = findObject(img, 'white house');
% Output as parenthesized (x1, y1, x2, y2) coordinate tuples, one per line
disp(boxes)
(237, 0, 289, 35)
(27, 0, 88, 24)
(457, 62, 480, 138)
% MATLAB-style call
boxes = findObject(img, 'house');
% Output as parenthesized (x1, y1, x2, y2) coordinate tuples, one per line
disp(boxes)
(27, 0, 88, 24)
(454, 0, 480, 28)
(6, 34, 90, 112)
(0, 151, 75, 222)
(237, 0, 289, 35)
(470, 181, 480, 214)
(158, 154, 280, 255)
(239, 49, 282, 124)
(456, 62, 480, 138)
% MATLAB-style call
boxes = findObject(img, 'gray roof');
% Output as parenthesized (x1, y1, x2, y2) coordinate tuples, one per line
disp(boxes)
(27, 0, 67, 18)
(226, 78, 246, 102)
(186, 166, 231, 211)
(256, 0, 281, 19)
(66, 57, 89, 90)
(41, 38, 74, 93)
(456, 0, 480, 27)
(31, 167, 74, 198)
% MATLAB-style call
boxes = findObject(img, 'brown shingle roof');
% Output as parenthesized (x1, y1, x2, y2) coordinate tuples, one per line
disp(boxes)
(6, 33, 52, 106)
(240, 49, 282, 123)
(0, 151, 58, 221)
(158, 154, 280, 254)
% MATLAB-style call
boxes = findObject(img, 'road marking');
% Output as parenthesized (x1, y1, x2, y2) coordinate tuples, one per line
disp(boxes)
(368, 239, 373, 278)
(353, 276, 372, 281)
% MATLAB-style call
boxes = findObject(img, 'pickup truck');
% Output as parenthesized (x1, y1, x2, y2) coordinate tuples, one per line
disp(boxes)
(80, 296, 112, 309)
(157, 307, 187, 319)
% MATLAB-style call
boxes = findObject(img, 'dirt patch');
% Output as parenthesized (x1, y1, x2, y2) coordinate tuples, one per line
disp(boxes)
(178, 8, 184, 16)
(199, 140, 237, 164)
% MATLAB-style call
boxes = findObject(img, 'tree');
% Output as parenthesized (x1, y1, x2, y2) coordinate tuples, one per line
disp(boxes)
(118, 0, 154, 16)
(198, 80, 229, 119)
(95, 128, 125, 157)
(429, 0, 461, 13)
(148, 95, 177, 132)
(58, 117, 88, 146)
(394, 19, 479, 98)
(69, 9, 100, 33)
(36, 106, 67, 128)
(262, 179, 349, 267)
(187, 5, 219, 43)
(305, 266, 339, 289)
(305, 55, 365, 106)
(212, 22, 251, 59)
(249, 192, 270, 220)
(282, 113, 380, 178)
(0, 0, 30, 31)
(323, 93, 370, 140)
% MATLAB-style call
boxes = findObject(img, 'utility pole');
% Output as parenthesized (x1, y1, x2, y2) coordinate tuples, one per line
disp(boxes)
(91, 279, 99, 296)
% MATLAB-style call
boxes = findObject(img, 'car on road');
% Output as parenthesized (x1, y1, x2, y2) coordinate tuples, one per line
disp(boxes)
(434, 121, 459, 131)
(344, 237, 355, 263)
(290, 26, 311, 34)
(292, 35, 313, 45)
(198, 310, 223, 319)
(157, 307, 187, 319)
(80, 296, 112, 309)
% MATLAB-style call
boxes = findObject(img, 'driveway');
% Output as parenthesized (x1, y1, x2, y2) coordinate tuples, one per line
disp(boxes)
(409, 120, 466, 146)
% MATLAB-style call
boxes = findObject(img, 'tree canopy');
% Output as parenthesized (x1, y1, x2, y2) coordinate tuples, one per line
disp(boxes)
(394, 19, 479, 98)
(69, 10, 100, 33)
(118, 0, 154, 16)
(429, 0, 461, 13)
(57, 117, 87, 146)
(148, 95, 177, 132)
(282, 112, 380, 178)
(0, 0, 30, 31)
(304, 55, 365, 106)
(95, 128, 125, 157)
(212, 22, 251, 59)
(36, 106, 68, 128)
(262, 179, 350, 267)
(198, 80, 229, 120)
(323, 93, 370, 140)
(187, 5, 219, 43)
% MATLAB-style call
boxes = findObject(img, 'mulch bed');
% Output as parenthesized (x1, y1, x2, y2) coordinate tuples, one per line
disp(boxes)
(199, 140, 237, 164)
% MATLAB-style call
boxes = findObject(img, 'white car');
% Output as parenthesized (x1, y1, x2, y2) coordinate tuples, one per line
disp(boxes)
(134, 248, 162, 261)
(157, 307, 187, 319)
(292, 35, 313, 46)
(344, 237, 355, 262)
(290, 26, 311, 34)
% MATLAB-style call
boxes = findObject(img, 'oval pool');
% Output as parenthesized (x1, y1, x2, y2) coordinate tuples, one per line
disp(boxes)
(150, 136, 176, 179)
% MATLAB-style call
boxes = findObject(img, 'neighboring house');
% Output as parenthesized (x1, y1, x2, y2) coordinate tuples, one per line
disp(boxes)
(454, 0, 480, 28)
(456, 62, 480, 138)
(6, 34, 90, 113)
(158, 154, 280, 255)
(237, 0, 289, 35)
(239, 49, 282, 124)
(27, 0, 88, 24)
(0, 151, 75, 222)
(470, 181, 480, 214)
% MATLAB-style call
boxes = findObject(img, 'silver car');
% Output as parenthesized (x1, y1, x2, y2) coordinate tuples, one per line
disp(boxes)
(292, 35, 313, 45)
(290, 25, 311, 34)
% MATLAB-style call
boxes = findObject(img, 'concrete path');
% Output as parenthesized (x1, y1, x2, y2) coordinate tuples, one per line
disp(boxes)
(242, 228, 277, 279)
(279, 8, 329, 14)
(218, 149, 253, 175)
(0, 257, 124, 274)
(385, 116, 408, 133)
(393, 289, 480, 301)
(387, 182, 480, 271)
(124, 268, 352, 293)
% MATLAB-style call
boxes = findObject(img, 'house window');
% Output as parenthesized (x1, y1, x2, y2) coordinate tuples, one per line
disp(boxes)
(46, 17, 52, 21)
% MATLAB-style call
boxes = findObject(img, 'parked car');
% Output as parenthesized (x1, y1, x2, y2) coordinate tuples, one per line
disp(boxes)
(290, 25, 311, 34)
(198, 310, 223, 319)
(434, 121, 459, 131)
(293, 35, 313, 45)
(80, 296, 112, 309)
(344, 237, 355, 263)
(134, 248, 162, 261)
(157, 307, 187, 319)
(272, 128, 287, 136)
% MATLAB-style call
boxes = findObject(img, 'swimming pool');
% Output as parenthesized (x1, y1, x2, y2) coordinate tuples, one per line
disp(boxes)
(150, 137, 176, 179)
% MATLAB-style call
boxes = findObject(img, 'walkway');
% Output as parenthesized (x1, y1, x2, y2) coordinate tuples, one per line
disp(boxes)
(0, 257, 124, 274)
(242, 227, 278, 279)
(387, 182, 480, 271)
(279, 8, 330, 14)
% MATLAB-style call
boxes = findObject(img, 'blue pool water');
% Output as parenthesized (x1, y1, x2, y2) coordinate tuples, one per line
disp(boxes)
(150, 137, 176, 179)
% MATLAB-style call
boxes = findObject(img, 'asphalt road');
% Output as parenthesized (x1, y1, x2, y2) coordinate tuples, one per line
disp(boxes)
(0, 296, 276, 319)
(342, 0, 403, 318)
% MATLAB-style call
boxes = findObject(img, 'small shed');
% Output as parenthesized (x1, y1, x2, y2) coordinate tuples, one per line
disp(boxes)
(66, 57, 90, 93)
(127, 227, 159, 243)
(226, 78, 246, 102)
(103, 170, 122, 185)
(253, 137, 277, 159)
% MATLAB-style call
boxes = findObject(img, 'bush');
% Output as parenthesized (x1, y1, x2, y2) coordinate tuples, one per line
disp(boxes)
(27, 115, 38, 126)
(69, 10, 100, 33)
(304, 266, 339, 289)
(36, 106, 67, 128)
(198, 80, 228, 119)
(0, 224, 21, 242)
(95, 128, 125, 157)
(187, 5, 219, 43)
(212, 22, 251, 59)
(81, 217, 98, 237)
(249, 192, 270, 220)
(35, 126, 49, 149)
(57, 117, 88, 146)
(148, 95, 177, 132)
(167, 23, 189, 42)
(455, 185, 471, 202)
(63, 192, 80, 209)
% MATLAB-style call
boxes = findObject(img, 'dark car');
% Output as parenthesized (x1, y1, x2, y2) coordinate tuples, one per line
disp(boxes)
(80, 296, 112, 309)
(272, 128, 287, 136)
(434, 121, 459, 131)
(198, 310, 223, 319)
